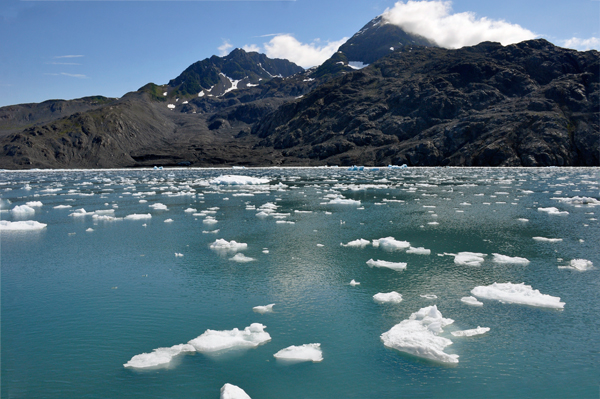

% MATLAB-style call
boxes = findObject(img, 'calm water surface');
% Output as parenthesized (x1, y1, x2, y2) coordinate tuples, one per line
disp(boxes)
(1, 167, 599, 398)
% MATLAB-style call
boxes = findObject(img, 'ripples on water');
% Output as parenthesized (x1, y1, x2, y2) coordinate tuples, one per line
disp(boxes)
(1, 167, 599, 398)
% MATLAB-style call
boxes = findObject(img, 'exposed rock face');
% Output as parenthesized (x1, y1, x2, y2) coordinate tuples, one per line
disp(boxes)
(253, 40, 599, 166)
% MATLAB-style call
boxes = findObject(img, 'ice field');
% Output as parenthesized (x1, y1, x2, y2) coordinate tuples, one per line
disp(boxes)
(1, 167, 599, 398)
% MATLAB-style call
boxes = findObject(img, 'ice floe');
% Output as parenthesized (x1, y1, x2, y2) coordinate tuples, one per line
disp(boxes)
(559, 259, 593, 271)
(407, 246, 431, 255)
(221, 383, 251, 399)
(210, 239, 248, 253)
(53, 205, 72, 209)
(11, 205, 35, 216)
(123, 343, 196, 369)
(366, 259, 407, 271)
(451, 327, 490, 337)
(253, 304, 274, 314)
(149, 203, 168, 210)
(533, 237, 562, 242)
(373, 291, 403, 303)
(447, 252, 487, 266)
(25, 201, 43, 207)
(420, 294, 437, 299)
(0, 220, 47, 231)
(273, 343, 323, 362)
(471, 282, 565, 309)
(492, 253, 530, 264)
(553, 196, 600, 207)
(125, 213, 152, 220)
(538, 207, 568, 215)
(229, 253, 255, 263)
(372, 237, 410, 251)
(209, 175, 269, 185)
(349, 279, 360, 286)
(341, 238, 370, 248)
(380, 305, 458, 364)
(461, 296, 483, 306)
(188, 323, 271, 352)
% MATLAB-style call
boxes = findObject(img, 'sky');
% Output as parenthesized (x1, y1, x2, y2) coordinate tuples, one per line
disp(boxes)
(1, 0, 598, 107)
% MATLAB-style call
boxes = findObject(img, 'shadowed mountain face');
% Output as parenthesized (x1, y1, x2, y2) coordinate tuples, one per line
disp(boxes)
(0, 21, 598, 169)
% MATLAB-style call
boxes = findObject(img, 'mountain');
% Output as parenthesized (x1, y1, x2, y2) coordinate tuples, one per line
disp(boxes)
(253, 39, 599, 166)
(0, 16, 598, 169)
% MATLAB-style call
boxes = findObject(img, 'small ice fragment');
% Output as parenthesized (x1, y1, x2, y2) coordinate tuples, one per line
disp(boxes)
(451, 327, 490, 337)
(341, 238, 370, 248)
(149, 203, 168, 210)
(471, 282, 565, 309)
(86, 228, 94, 232)
(0, 220, 47, 231)
(450, 252, 487, 266)
(221, 383, 251, 399)
(316, 243, 324, 247)
(184, 208, 197, 213)
(372, 237, 410, 251)
(175, 253, 184, 257)
(53, 205, 72, 209)
(517, 218, 529, 222)
(262, 249, 269, 254)
(538, 207, 568, 215)
(203, 217, 218, 225)
(380, 305, 458, 364)
(164, 219, 174, 223)
(273, 343, 323, 362)
(460, 296, 483, 306)
(229, 253, 255, 263)
(373, 291, 403, 303)
(209, 175, 270, 185)
(492, 253, 530, 264)
(533, 237, 562, 242)
(349, 279, 360, 286)
(210, 239, 247, 252)
(25, 201, 43, 207)
(407, 247, 431, 255)
(420, 294, 437, 299)
(125, 213, 152, 220)
(253, 304, 275, 314)
(366, 259, 407, 271)
(559, 259, 593, 271)
(123, 343, 196, 369)
(188, 323, 271, 352)
(202, 229, 220, 234)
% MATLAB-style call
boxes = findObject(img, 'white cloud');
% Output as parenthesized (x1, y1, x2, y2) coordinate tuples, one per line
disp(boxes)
(218, 40, 233, 56)
(242, 44, 261, 53)
(381, 0, 537, 49)
(263, 34, 348, 68)
(54, 55, 84, 59)
(561, 37, 599, 51)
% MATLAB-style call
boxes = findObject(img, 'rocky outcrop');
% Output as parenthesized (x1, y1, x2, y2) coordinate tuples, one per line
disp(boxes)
(252, 40, 599, 166)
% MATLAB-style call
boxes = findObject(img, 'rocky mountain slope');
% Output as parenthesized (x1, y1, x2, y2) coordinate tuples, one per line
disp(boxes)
(0, 16, 598, 169)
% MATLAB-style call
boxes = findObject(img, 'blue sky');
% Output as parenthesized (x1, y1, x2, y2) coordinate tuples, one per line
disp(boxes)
(1, 0, 598, 107)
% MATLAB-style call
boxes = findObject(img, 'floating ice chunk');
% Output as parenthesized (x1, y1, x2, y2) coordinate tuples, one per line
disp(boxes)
(372, 237, 410, 251)
(407, 247, 431, 255)
(451, 327, 490, 337)
(221, 383, 252, 399)
(274, 343, 323, 362)
(164, 219, 174, 223)
(188, 323, 271, 352)
(0, 220, 47, 231)
(538, 207, 568, 215)
(341, 238, 370, 248)
(253, 304, 274, 314)
(374, 292, 403, 303)
(175, 253, 184, 257)
(86, 228, 94, 232)
(492, 253, 530, 264)
(209, 175, 270, 185)
(123, 343, 195, 369)
(229, 253, 255, 263)
(69, 208, 92, 217)
(554, 196, 600, 207)
(349, 279, 360, 286)
(203, 217, 218, 225)
(276, 220, 295, 224)
(203, 229, 220, 234)
(448, 252, 487, 266)
(210, 239, 247, 252)
(53, 205, 72, 209)
(125, 213, 152, 220)
(533, 237, 562, 242)
(93, 214, 122, 221)
(420, 294, 437, 299)
(559, 259, 593, 271)
(380, 305, 458, 364)
(316, 243, 324, 247)
(517, 218, 529, 222)
(149, 203, 168, 210)
(184, 208, 197, 213)
(471, 282, 565, 309)
(427, 221, 439, 225)
(366, 259, 407, 271)
(461, 296, 483, 306)
(326, 197, 361, 205)
(25, 201, 43, 207)
(11, 205, 35, 216)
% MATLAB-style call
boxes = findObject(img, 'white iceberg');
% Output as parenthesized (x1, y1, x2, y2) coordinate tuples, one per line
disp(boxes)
(210, 239, 248, 253)
(188, 323, 271, 352)
(420, 294, 437, 299)
(538, 207, 568, 215)
(366, 259, 407, 271)
(471, 282, 565, 309)
(253, 304, 274, 314)
(0, 220, 47, 231)
(349, 279, 360, 286)
(123, 343, 196, 369)
(273, 343, 323, 362)
(407, 247, 431, 255)
(533, 237, 562, 242)
(341, 238, 370, 248)
(53, 205, 72, 209)
(326, 197, 361, 205)
(221, 383, 251, 399)
(373, 291, 403, 303)
(460, 296, 483, 306)
(372, 237, 410, 251)
(11, 205, 35, 216)
(229, 253, 255, 263)
(559, 259, 593, 271)
(448, 252, 487, 266)
(149, 203, 168, 210)
(492, 253, 530, 264)
(451, 327, 490, 337)
(209, 175, 269, 185)
(380, 305, 458, 364)
(25, 201, 43, 207)
(125, 213, 152, 220)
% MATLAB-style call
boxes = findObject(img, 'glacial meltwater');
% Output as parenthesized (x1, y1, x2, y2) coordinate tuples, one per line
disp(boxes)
(1, 167, 599, 398)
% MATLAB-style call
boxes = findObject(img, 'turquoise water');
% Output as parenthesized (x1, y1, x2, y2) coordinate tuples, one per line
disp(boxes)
(1, 167, 599, 398)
